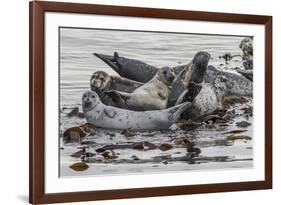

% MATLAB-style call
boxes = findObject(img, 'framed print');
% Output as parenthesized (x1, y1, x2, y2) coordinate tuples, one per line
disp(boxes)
(29, 1, 272, 204)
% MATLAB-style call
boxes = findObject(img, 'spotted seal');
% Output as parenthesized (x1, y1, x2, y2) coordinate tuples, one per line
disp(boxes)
(82, 90, 191, 130)
(176, 74, 234, 121)
(235, 37, 253, 81)
(240, 37, 253, 69)
(90, 71, 143, 106)
(105, 66, 175, 111)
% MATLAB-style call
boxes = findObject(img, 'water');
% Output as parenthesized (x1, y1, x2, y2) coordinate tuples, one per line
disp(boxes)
(59, 27, 252, 177)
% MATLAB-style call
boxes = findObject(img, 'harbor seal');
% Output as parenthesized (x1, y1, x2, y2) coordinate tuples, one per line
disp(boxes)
(105, 66, 175, 111)
(204, 65, 252, 96)
(240, 37, 253, 70)
(94, 52, 251, 96)
(176, 74, 234, 121)
(168, 51, 210, 106)
(90, 71, 143, 106)
(82, 90, 191, 130)
(94, 52, 158, 83)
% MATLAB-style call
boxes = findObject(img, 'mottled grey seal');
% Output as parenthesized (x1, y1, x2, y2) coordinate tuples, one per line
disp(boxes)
(82, 90, 191, 130)
(240, 37, 253, 70)
(94, 51, 251, 96)
(235, 69, 253, 81)
(90, 71, 143, 106)
(105, 66, 175, 111)
(204, 65, 252, 96)
(168, 51, 210, 106)
(176, 74, 234, 121)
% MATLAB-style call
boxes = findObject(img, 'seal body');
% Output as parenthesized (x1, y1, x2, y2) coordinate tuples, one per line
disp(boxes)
(106, 66, 175, 111)
(90, 71, 143, 106)
(177, 75, 233, 121)
(82, 91, 191, 130)
(204, 66, 252, 96)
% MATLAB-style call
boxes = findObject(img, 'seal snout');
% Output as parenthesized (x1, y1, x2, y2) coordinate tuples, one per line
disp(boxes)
(83, 100, 92, 108)
(168, 72, 175, 83)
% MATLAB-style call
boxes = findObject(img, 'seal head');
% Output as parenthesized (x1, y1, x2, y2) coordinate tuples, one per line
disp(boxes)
(90, 71, 111, 93)
(82, 91, 100, 113)
(190, 51, 211, 83)
(240, 37, 253, 57)
(156, 66, 175, 87)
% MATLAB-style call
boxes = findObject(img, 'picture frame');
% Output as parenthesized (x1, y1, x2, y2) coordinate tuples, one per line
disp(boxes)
(29, 1, 272, 204)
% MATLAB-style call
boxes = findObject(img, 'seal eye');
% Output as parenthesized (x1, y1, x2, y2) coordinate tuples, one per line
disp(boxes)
(83, 94, 86, 98)
(163, 70, 167, 75)
(91, 95, 96, 98)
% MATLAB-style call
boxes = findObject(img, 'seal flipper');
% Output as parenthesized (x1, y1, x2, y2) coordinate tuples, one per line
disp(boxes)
(168, 102, 192, 121)
(104, 107, 117, 118)
(184, 82, 202, 102)
(93, 53, 120, 73)
(105, 90, 131, 107)
(112, 76, 143, 93)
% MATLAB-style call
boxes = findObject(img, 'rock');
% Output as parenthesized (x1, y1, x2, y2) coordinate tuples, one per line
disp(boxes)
(63, 127, 86, 143)
(226, 134, 252, 141)
(69, 162, 89, 171)
(236, 121, 251, 128)
(159, 144, 173, 151)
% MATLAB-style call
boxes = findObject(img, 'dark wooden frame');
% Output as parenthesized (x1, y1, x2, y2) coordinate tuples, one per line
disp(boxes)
(29, 1, 272, 204)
